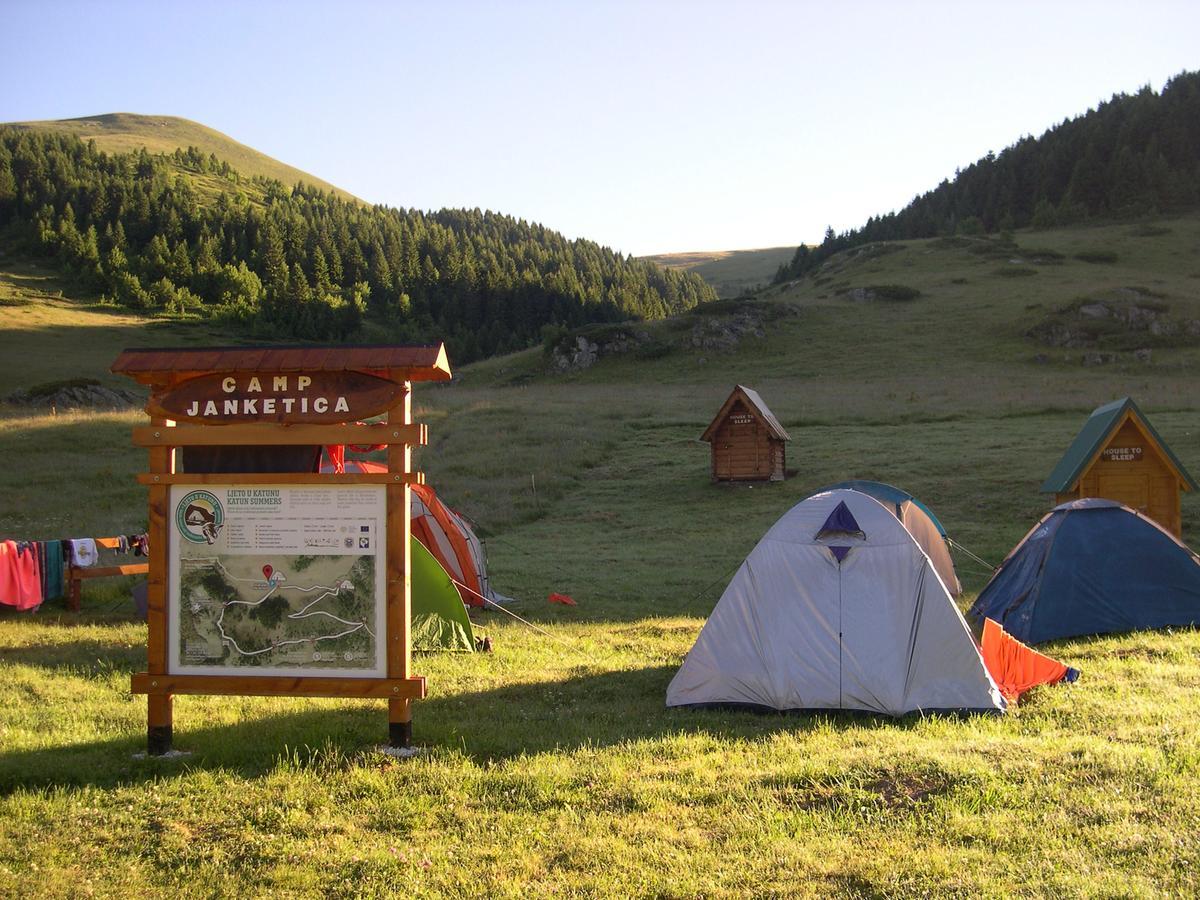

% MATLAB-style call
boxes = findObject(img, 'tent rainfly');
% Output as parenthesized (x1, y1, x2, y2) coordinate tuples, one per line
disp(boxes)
(969, 498, 1200, 644)
(667, 489, 1006, 715)
(1042, 397, 1196, 537)
(700, 385, 790, 482)
(322, 449, 508, 611)
(410, 537, 476, 652)
(805, 480, 960, 596)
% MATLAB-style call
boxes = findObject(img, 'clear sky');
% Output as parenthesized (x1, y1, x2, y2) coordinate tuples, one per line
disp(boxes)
(3, 1, 1198, 256)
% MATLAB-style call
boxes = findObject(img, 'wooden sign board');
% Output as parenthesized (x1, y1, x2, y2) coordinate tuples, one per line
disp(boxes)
(149, 371, 405, 424)
(1101, 446, 1143, 462)
(112, 344, 451, 757)
(168, 484, 387, 677)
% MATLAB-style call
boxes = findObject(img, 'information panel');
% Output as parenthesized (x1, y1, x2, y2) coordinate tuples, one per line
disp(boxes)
(168, 485, 387, 677)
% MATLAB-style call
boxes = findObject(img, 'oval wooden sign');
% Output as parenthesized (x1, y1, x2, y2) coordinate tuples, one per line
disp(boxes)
(148, 371, 405, 424)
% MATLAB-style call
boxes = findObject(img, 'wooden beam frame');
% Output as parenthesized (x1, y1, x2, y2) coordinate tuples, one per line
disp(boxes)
(135, 472, 425, 486)
(118, 350, 441, 757)
(132, 422, 426, 447)
(132, 673, 426, 699)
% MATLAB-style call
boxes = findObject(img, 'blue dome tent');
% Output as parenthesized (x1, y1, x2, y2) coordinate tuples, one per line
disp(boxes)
(969, 499, 1200, 644)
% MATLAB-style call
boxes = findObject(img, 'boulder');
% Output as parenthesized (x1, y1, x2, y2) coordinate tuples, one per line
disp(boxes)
(5, 381, 142, 410)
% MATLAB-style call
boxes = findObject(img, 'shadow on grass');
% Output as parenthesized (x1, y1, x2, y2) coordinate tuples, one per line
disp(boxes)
(0, 663, 926, 795)
(0, 634, 143, 677)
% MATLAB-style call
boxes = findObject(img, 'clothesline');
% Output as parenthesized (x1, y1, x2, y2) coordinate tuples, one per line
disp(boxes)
(0, 533, 148, 613)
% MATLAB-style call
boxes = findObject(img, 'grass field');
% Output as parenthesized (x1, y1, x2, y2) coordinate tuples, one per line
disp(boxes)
(4, 113, 357, 201)
(642, 246, 796, 298)
(3, 216, 1200, 896)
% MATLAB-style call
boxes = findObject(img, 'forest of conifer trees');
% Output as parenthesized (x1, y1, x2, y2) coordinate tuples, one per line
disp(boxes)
(775, 70, 1200, 283)
(0, 130, 716, 362)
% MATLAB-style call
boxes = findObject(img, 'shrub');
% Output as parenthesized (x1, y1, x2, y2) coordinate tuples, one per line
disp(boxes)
(1129, 224, 1171, 237)
(1023, 248, 1066, 264)
(21, 378, 101, 399)
(868, 284, 922, 301)
(1075, 250, 1119, 264)
(634, 338, 672, 360)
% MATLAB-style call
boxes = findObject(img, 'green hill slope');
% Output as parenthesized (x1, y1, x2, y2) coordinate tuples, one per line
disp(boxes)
(0, 127, 716, 362)
(4, 215, 1200, 895)
(641, 246, 795, 298)
(776, 70, 1200, 283)
(5, 112, 357, 201)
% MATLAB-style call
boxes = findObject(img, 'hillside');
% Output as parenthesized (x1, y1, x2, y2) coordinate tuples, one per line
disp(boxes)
(4, 210, 1200, 894)
(641, 246, 794, 298)
(0, 127, 717, 362)
(5, 113, 357, 201)
(776, 69, 1200, 283)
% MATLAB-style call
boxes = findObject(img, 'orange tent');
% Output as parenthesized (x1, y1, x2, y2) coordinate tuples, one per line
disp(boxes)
(322, 448, 501, 609)
(980, 618, 1079, 704)
(410, 484, 494, 608)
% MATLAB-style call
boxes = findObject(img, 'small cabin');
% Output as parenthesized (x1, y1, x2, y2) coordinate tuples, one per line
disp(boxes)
(701, 385, 790, 482)
(1041, 397, 1196, 537)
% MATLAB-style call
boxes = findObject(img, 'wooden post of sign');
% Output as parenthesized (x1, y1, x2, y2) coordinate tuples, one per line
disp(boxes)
(147, 415, 174, 754)
(386, 381, 413, 748)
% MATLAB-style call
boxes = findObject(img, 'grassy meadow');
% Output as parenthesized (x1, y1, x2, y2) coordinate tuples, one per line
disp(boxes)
(642, 246, 796, 298)
(3, 216, 1200, 895)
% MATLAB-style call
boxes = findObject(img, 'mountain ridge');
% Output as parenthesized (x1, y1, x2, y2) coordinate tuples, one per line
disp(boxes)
(4, 112, 357, 201)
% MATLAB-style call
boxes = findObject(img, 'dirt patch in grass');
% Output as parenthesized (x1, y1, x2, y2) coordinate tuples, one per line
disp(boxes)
(770, 765, 956, 815)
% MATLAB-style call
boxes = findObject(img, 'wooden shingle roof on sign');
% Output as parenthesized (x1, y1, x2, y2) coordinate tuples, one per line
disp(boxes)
(701, 384, 791, 442)
(111, 343, 452, 385)
(1041, 396, 1197, 493)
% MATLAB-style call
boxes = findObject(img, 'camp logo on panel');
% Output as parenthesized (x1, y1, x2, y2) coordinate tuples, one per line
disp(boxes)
(176, 490, 225, 544)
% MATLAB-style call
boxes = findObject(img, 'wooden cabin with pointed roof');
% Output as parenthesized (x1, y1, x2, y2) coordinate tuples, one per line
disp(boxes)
(701, 385, 790, 482)
(1041, 397, 1195, 537)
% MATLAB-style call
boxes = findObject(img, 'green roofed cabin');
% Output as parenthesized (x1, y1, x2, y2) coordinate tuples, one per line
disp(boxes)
(701, 385, 790, 482)
(1042, 397, 1196, 537)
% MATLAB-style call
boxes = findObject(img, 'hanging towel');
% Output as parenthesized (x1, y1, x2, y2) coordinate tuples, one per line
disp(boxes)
(69, 538, 99, 568)
(41, 539, 65, 602)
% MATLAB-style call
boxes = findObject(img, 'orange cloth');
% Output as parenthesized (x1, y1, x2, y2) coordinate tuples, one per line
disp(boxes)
(548, 592, 577, 606)
(0, 540, 43, 610)
(981, 617, 1071, 704)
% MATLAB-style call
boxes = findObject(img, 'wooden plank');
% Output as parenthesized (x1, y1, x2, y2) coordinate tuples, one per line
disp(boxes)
(72, 563, 150, 580)
(386, 383, 414, 746)
(146, 414, 172, 746)
(386, 384, 413, 682)
(112, 345, 452, 384)
(132, 423, 426, 448)
(131, 673, 427, 699)
(137, 472, 424, 486)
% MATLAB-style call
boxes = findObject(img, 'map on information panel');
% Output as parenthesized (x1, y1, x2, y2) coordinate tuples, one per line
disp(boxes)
(168, 485, 387, 678)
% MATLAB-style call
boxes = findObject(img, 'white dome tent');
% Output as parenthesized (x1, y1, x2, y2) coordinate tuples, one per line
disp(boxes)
(667, 489, 1005, 716)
